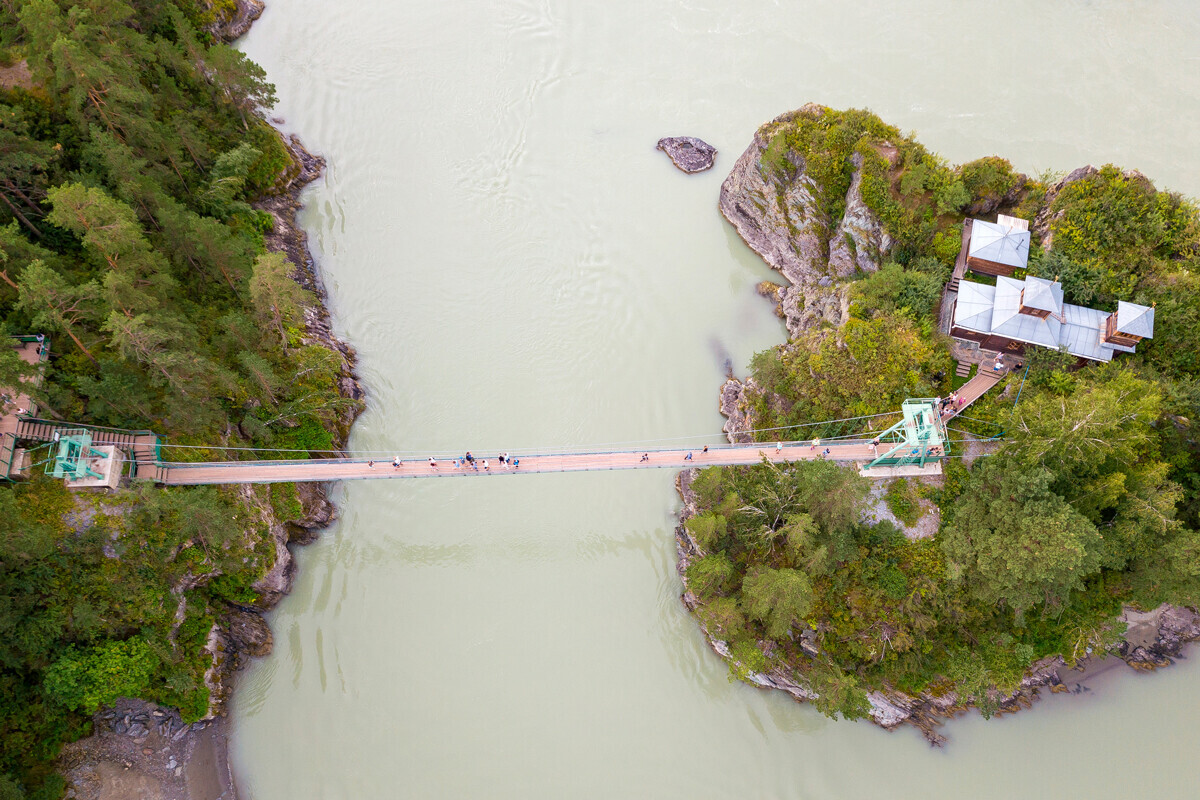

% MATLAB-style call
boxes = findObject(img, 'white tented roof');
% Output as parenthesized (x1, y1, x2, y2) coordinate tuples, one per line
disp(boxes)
(1020, 275, 1063, 316)
(968, 219, 1031, 269)
(991, 277, 1061, 349)
(1059, 303, 1115, 362)
(953, 281, 996, 332)
(1115, 301, 1155, 338)
(952, 275, 1151, 363)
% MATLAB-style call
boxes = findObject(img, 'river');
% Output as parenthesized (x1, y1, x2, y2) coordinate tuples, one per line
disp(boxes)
(231, 1, 1200, 797)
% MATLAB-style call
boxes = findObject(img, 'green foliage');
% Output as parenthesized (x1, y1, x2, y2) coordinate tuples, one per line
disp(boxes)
(884, 478, 920, 526)
(1046, 165, 1200, 307)
(741, 567, 813, 638)
(958, 156, 1023, 212)
(0, 0, 351, 792)
(805, 660, 872, 720)
(684, 512, 727, 551)
(686, 554, 738, 598)
(934, 179, 969, 216)
(849, 257, 948, 324)
(43, 639, 156, 713)
(245, 123, 293, 195)
(942, 460, 1103, 618)
(746, 310, 950, 436)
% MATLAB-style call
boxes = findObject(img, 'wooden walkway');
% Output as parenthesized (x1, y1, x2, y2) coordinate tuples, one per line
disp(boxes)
(948, 218, 973, 292)
(159, 441, 886, 485)
(947, 368, 1004, 418)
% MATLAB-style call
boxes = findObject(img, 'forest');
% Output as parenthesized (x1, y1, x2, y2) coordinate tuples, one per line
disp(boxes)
(0, 1, 351, 796)
(687, 107, 1200, 719)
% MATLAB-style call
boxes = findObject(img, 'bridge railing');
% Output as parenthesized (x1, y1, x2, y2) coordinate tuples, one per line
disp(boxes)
(157, 437, 881, 470)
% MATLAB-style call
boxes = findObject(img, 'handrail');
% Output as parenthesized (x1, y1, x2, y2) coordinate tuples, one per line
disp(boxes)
(159, 438, 879, 470)
(16, 417, 158, 438)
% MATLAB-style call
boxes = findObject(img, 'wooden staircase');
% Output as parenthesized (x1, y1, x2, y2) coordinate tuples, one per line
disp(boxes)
(13, 418, 162, 479)
(946, 218, 973, 294)
(954, 361, 973, 378)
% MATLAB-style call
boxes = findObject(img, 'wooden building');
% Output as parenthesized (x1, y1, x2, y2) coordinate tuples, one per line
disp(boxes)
(965, 216, 1030, 277)
(950, 275, 1155, 363)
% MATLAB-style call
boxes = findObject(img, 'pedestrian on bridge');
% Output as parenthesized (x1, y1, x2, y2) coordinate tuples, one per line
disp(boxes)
(429, 457, 438, 470)
(702, 445, 708, 454)
(482, 459, 489, 471)
(367, 460, 374, 468)
(684, 452, 693, 461)
(776, 441, 783, 454)
(640, 453, 649, 462)
(810, 437, 819, 451)
(392, 457, 401, 469)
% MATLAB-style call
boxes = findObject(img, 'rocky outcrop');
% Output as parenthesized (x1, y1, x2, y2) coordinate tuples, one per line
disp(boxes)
(719, 378, 754, 443)
(719, 105, 889, 290)
(59, 699, 237, 800)
(1120, 604, 1200, 667)
(827, 152, 892, 277)
(207, 0, 265, 42)
(223, 607, 274, 658)
(656, 136, 717, 173)
(760, 282, 851, 340)
(719, 129, 828, 285)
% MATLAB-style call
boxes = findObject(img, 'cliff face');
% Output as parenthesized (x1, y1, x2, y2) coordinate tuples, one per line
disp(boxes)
(717, 106, 886, 437)
(718, 106, 890, 291)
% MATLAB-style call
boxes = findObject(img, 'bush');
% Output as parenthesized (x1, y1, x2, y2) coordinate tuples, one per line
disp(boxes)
(43, 640, 157, 714)
(959, 156, 1023, 211)
(884, 478, 921, 526)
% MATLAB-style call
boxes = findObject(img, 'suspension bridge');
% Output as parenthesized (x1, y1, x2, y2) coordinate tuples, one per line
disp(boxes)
(4, 334, 1008, 488)
(4, 386, 1004, 489)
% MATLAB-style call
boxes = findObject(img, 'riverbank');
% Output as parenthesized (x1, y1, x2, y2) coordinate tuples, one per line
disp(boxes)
(54, 14, 365, 800)
(675, 470, 1200, 744)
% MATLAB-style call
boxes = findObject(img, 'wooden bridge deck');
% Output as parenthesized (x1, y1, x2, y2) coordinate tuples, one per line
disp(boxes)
(159, 441, 888, 485)
(947, 368, 1004, 418)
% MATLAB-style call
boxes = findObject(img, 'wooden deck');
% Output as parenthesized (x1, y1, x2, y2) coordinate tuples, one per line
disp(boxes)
(159, 441, 886, 485)
(946, 368, 1004, 418)
(948, 218, 973, 292)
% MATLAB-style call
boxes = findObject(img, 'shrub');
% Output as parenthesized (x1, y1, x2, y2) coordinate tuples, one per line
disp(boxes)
(43, 640, 157, 714)
(885, 478, 921, 526)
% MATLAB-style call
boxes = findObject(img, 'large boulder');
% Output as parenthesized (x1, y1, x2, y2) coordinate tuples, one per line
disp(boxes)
(656, 136, 717, 173)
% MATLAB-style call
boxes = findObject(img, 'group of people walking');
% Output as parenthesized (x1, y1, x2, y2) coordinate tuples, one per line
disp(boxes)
(455, 451, 518, 472)
(365, 451, 520, 471)
(938, 391, 963, 419)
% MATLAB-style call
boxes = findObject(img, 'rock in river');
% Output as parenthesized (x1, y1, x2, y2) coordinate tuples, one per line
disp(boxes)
(656, 136, 717, 173)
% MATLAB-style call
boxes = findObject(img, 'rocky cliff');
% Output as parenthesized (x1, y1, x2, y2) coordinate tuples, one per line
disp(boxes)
(717, 105, 886, 438)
